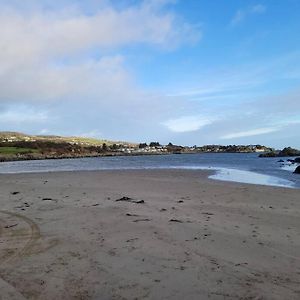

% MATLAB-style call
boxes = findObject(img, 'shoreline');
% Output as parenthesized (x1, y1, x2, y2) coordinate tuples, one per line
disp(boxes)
(0, 150, 280, 163)
(0, 169, 299, 299)
(0, 164, 297, 189)
(0, 151, 172, 163)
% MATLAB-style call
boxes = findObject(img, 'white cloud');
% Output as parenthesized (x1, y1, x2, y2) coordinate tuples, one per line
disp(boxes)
(231, 4, 266, 26)
(0, 3, 200, 70)
(0, 107, 48, 123)
(0, 55, 134, 102)
(231, 10, 245, 26)
(163, 115, 213, 133)
(251, 4, 266, 14)
(166, 53, 300, 105)
(0, 2, 200, 104)
(221, 127, 280, 139)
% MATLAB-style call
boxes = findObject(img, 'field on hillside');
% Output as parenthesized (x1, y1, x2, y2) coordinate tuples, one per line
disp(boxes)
(0, 147, 39, 155)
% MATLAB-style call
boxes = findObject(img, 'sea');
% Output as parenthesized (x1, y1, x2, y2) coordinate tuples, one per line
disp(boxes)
(0, 153, 299, 189)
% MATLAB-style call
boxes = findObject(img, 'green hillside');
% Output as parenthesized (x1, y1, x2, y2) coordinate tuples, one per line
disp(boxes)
(0, 147, 39, 155)
(0, 132, 136, 147)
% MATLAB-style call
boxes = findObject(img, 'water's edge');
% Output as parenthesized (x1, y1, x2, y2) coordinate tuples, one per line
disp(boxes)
(0, 154, 298, 189)
(0, 165, 296, 189)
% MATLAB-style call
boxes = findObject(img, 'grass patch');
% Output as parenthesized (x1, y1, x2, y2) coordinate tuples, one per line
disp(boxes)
(0, 147, 39, 155)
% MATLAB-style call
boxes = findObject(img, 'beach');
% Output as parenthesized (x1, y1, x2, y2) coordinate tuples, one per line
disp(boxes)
(0, 169, 299, 300)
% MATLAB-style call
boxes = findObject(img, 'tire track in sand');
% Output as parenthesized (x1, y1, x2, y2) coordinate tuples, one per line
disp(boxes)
(0, 210, 40, 265)
(0, 211, 41, 299)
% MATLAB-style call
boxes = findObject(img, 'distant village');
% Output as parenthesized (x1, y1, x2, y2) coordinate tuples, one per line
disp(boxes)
(0, 132, 276, 162)
(122, 142, 272, 155)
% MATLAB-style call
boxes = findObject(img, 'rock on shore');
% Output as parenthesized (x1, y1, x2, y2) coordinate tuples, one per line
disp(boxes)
(259, 147, 300, 158)
(294, 166, 300, 174)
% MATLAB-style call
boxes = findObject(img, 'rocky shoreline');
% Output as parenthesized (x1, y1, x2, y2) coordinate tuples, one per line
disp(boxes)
(0, 151, 171, 163)
(276, 157, 300, 174)
(258, 147, 300, 174)
(259, 147, 300, 157)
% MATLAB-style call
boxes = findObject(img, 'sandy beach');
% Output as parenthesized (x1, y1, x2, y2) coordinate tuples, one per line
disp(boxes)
(0, 169, 299, 300)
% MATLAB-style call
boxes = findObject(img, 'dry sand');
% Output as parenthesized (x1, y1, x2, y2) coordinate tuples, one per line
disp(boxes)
(0, 169, 299, 300)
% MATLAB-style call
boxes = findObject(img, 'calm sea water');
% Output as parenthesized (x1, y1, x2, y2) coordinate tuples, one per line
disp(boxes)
(0, 153, 299, 189)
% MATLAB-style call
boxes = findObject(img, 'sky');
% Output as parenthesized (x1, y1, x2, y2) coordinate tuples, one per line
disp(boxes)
(0, 0, 300, 148)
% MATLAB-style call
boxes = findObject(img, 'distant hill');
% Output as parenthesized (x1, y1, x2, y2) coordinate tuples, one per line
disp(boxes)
(0, 131, 138, 162)
(0, 131, 136, 147)
(0, 131, 28, 138)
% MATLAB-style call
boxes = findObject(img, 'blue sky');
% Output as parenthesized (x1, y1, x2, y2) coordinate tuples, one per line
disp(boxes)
(0, 0, 299, 148)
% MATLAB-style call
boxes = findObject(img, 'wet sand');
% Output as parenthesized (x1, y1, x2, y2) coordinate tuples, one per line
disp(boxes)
(0, 170, 299, 300)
